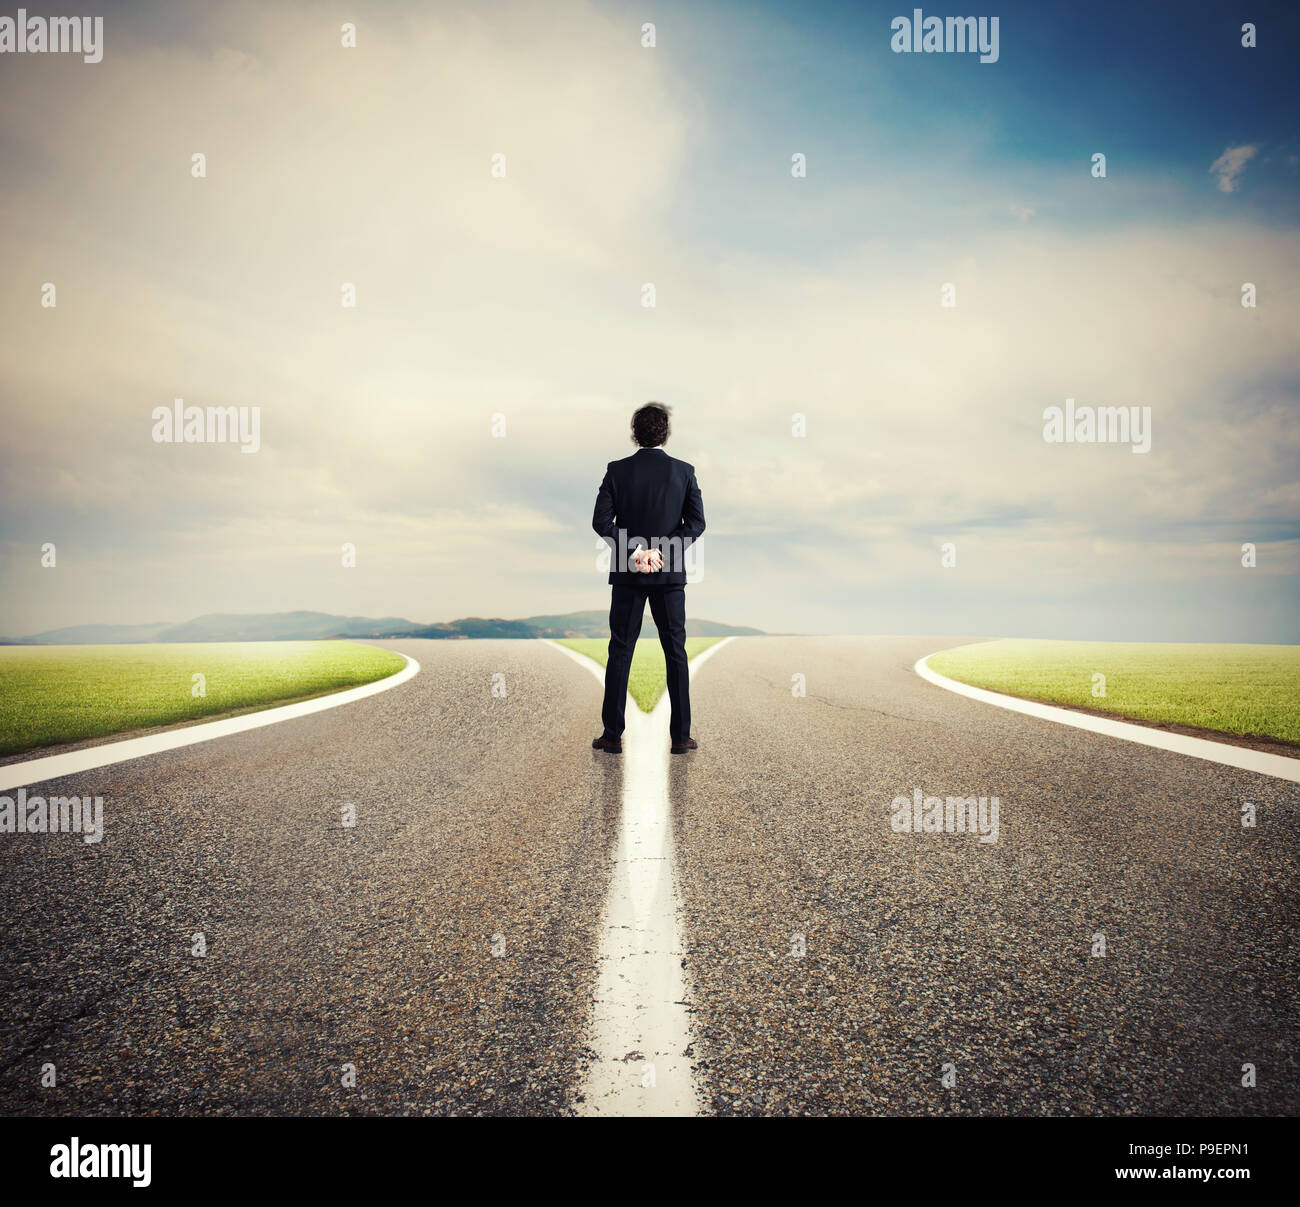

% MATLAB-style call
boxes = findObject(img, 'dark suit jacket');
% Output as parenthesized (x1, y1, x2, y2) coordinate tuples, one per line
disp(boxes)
(592, 447, 705, 586)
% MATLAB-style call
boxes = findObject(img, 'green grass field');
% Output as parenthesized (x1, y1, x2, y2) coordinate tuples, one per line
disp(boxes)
(0, 642, 407, 757)
(557, 637, 723, 712)
(927, 639, 1300, 746)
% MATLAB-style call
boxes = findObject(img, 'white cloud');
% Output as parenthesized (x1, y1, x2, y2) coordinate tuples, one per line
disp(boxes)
(1209, 144, 1259, 193)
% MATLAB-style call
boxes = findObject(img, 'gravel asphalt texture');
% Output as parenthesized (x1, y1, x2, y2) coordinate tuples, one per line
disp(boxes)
(0, 640, 618, 1116)
(674, 636, 1298, 1115)
(2, 635, 1295, 1117)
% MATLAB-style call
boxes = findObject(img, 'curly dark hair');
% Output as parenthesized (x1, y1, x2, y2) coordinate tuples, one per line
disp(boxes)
(631, 402, 671, 447)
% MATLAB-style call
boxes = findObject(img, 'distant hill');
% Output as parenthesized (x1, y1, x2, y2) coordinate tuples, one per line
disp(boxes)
(4, 611, 425, 645)
(4, 621, 178, 645)
(162, 611, 426, 642)
(2, 609, 763, 644)
(406, 618, 538, 640)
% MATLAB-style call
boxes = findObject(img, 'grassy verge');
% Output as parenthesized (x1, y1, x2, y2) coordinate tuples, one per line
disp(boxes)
(927, 639, 1300, 746)
(0, 641, 407, 757)
(556, 637, 723, 712)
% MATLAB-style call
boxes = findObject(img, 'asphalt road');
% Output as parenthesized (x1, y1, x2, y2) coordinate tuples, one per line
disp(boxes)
(675, 636, 1299, 1115)
(1, 635, 1296, 1116)
(0, 640, 617, 1116)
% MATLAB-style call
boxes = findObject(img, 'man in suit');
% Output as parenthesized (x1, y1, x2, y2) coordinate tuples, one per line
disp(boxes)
(591, 402, 706, 754)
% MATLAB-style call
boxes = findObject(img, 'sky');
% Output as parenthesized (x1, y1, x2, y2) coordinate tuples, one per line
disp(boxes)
(1, 0, 1297, 641)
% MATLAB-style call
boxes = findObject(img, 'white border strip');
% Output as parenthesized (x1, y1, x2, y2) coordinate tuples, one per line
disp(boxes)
(0, 653, 420, 792)
(542, 639, 607, 685)
(915, 653, 1300, 784)
(686, 634, 736, 680)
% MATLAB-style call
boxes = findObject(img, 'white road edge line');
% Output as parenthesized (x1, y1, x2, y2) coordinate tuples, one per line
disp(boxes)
(544, 635, 735, 1117)
(541, 639, 610, 685)
(0, 652, 421, 793)
(915, 652, 1300, 784)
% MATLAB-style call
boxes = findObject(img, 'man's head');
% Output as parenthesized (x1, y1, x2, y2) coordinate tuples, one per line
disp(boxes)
(631, 402, 671, 448)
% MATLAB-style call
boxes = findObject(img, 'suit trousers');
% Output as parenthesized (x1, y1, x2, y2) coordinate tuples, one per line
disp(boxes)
(601, 583, 691, 742)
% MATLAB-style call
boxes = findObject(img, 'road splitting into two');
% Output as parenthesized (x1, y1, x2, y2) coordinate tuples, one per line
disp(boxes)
(5, 635, 1288, 1115)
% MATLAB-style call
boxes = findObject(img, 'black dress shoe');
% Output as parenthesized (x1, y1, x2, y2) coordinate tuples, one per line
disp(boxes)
(592, 734, 622, 754)
(670, 737, 698, 754)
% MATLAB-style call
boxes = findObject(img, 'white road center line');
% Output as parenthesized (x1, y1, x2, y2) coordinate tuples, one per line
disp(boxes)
(545, 636, 734, 1116)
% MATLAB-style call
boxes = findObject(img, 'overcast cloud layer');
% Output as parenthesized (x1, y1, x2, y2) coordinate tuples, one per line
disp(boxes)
(1, 0, 1297, 640)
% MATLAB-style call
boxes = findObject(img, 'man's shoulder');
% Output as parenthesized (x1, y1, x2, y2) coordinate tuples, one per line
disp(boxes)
(608, 450, 695, 474)
(663, 453, 695, 479)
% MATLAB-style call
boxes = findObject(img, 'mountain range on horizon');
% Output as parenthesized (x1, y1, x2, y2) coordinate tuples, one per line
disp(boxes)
(0, 610, 765, 645)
